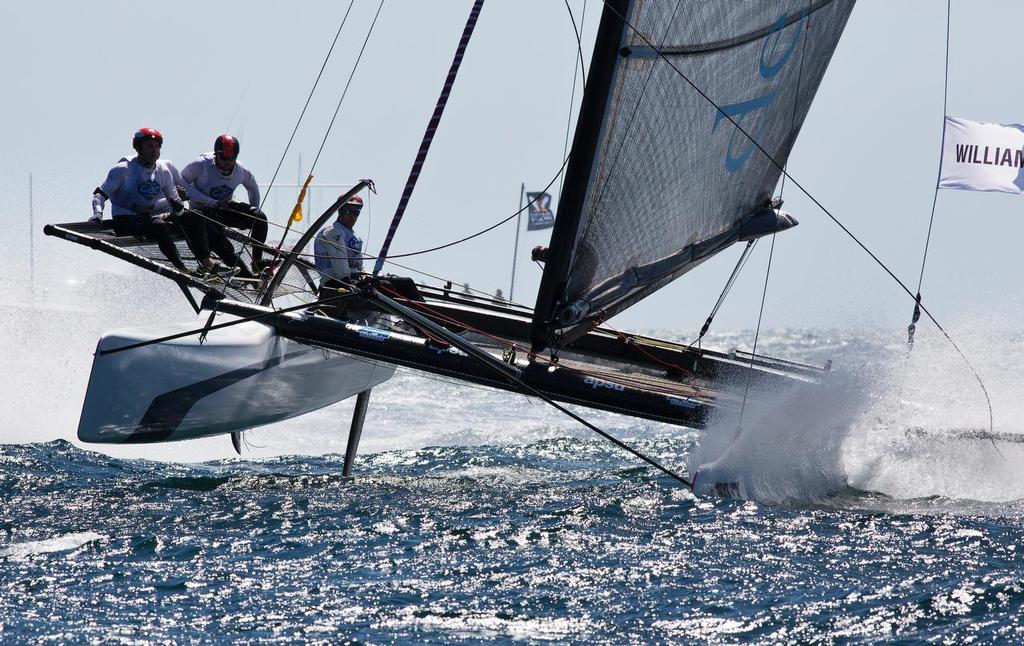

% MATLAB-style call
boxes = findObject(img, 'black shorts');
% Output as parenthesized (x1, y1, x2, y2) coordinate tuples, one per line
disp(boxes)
(204, 202, 260, 230)
(112, 213, 174, 236)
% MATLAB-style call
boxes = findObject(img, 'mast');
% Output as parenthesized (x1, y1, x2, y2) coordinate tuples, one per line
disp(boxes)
(29, 173, 34, 293)
(530, 0, 629, 353)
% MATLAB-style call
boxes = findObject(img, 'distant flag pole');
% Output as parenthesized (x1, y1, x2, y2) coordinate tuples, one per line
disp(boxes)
(373, 0, 485, 276)
(510, 182, 524, 302)
(29, 173, 34, 294)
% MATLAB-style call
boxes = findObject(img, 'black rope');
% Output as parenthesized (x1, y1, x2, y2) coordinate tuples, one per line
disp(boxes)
(517, 381, 693, 488)
(259, 2, 355, 213)
(600, 1, 995, 439)
(908, 0, 951, 349)
(376, 165, 566, 260)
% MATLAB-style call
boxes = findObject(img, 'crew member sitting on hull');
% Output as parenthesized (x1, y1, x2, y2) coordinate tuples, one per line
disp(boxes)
(180, 135, 268, 279)
(314, 194, 368, 319)
(90, 128, 189, 272)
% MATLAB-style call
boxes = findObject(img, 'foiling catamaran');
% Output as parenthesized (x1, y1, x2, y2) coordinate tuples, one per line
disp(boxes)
(46, 1, 858, 492)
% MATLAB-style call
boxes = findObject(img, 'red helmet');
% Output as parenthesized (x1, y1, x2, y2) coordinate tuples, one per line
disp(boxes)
(132, 128, 163, 151)
(214, 134, 240, 160)
(339, 194, 363, 216)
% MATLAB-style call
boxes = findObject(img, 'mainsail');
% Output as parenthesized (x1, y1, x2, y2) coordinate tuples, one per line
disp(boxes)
(531, 0, 856, 351)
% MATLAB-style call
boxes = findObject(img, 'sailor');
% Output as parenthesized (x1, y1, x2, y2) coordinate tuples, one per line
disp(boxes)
(180, 135, 269, 278)
(90, 128, 190, 272)
(314, 194, 365, 285)
(313, 194, 369, 319)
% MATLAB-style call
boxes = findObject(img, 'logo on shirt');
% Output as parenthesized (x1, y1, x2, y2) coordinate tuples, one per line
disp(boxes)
(210, 185, 234, 201)
(348, 238, 362, 252)
(137, 180, 161, 199)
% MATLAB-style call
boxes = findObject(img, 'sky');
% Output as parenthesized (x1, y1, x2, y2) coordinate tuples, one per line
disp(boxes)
(3, 1, 1024, 335)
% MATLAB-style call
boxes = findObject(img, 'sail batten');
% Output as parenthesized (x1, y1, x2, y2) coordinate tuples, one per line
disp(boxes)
(530, 0, 856, 351)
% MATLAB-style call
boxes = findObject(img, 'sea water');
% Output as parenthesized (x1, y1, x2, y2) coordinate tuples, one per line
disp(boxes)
(3, 289, 1024, 642)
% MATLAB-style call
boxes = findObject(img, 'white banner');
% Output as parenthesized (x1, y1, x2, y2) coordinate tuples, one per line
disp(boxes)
(940, 116, 1024, 194)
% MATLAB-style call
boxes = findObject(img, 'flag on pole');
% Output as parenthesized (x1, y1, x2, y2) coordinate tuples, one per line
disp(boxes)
(940, 116, 1024, 194)
(525, 191, 555, 230)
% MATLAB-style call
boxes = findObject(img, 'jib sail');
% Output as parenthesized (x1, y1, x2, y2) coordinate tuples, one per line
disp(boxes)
(531, 0, 856, 351)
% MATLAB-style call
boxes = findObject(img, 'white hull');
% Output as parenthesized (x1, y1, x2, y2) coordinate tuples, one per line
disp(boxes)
(78, 315, 395, 444)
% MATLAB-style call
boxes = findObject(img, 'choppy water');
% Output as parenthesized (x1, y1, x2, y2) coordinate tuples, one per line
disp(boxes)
(5, 438, 1024, 643)
(4, 294, 1024, 642)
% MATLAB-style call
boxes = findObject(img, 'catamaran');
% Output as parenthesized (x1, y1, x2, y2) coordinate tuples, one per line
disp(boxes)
(46, 0, 858, 487)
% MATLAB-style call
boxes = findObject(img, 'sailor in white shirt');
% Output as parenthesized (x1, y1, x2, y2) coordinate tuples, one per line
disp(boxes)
(313, 194, 372, 320)
(180, 135, 268, 278)
(314, 194, 365, 283)
(91, 128, 189, 272)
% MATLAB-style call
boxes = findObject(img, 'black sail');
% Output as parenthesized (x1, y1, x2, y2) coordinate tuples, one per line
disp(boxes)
(531, 0, 856, 351)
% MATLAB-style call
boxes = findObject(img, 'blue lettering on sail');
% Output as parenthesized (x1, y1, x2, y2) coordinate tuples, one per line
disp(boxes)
(712, 93, 777, 172)
(715, 9, 806, 173)
(760, 13, 805, 78)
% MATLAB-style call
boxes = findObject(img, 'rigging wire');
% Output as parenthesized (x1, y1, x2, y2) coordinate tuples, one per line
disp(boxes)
(908, 0, 952, 349)
(737, 234, 776, 429)
(258, 1, 355, 214)
(688, 240, 757, 351)
(274, 0, 387, 253)
(599, 1, 995, 440)
(900, 4, 997, 455)
(555, 0, 588, 203)
(308, 0, 387, 175)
